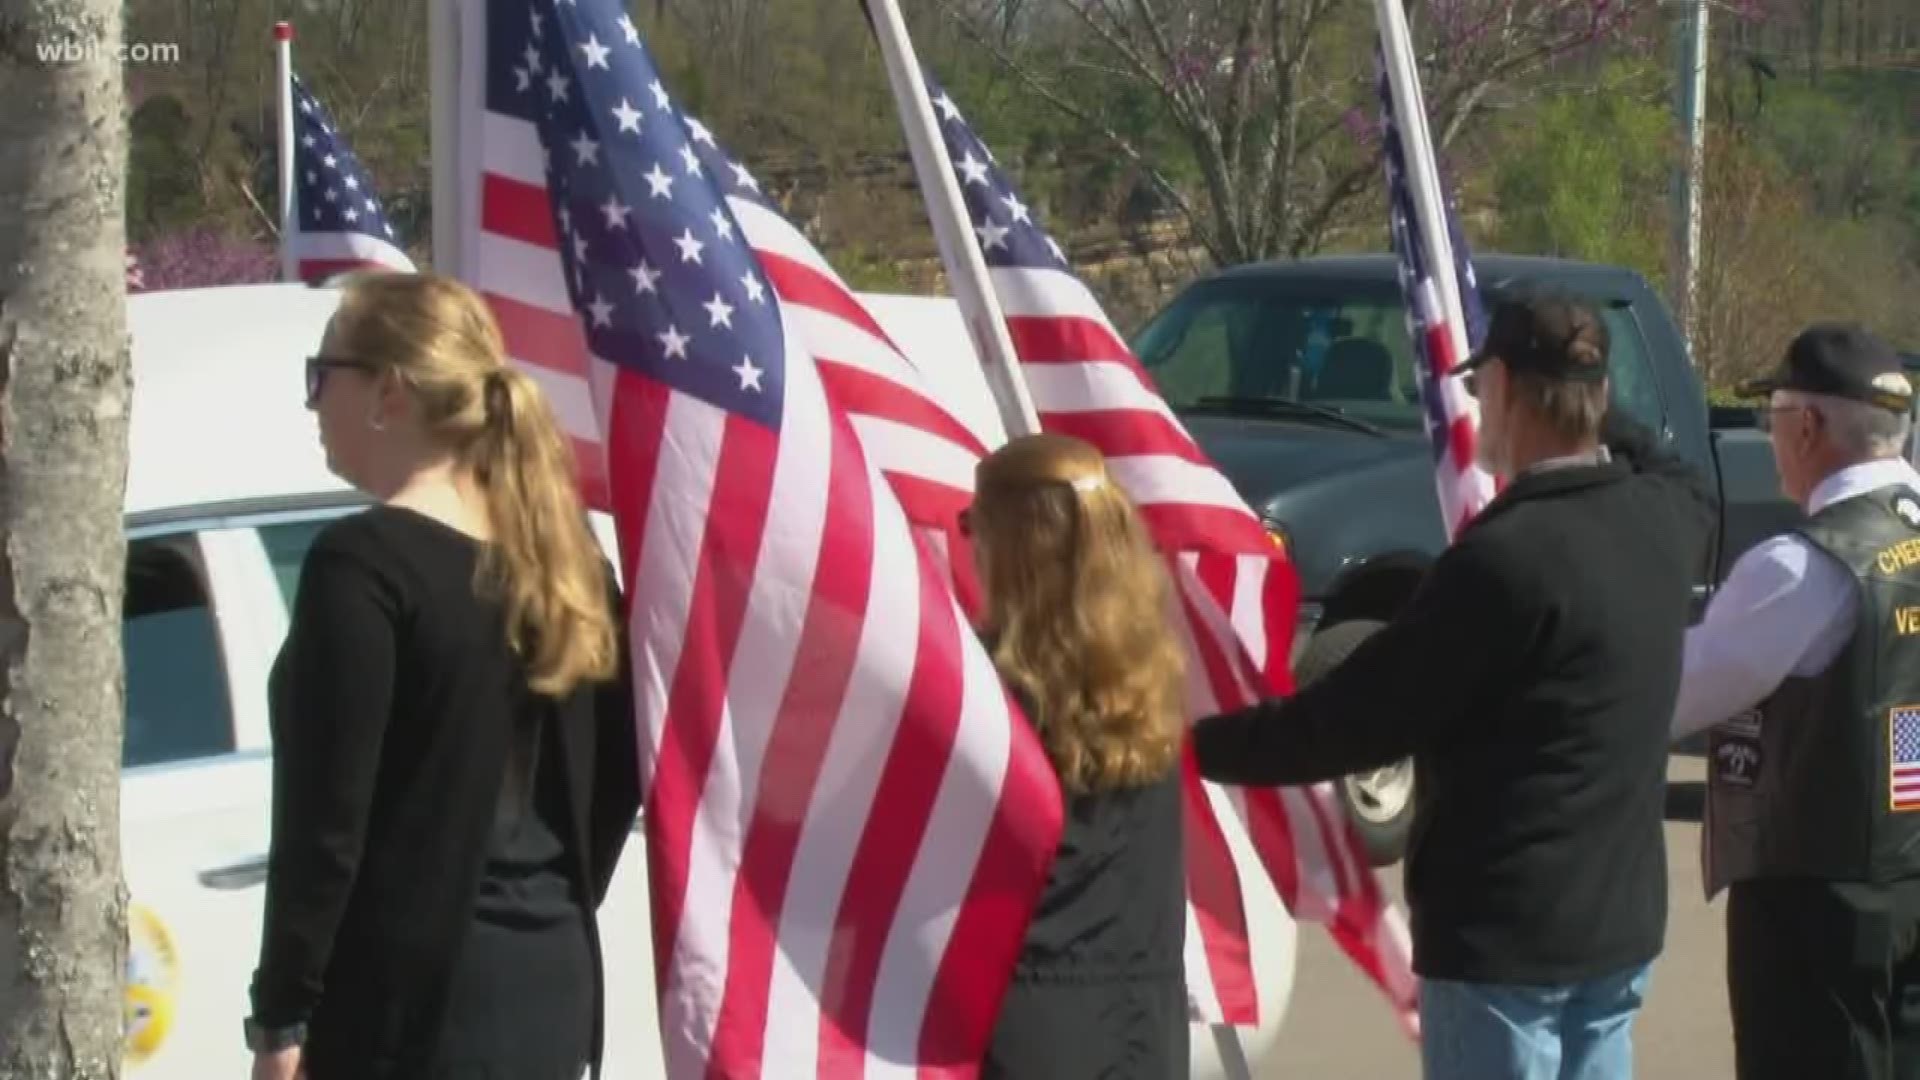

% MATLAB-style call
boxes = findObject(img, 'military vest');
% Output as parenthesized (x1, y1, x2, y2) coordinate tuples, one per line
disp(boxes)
(1705, 485, 1920, 897)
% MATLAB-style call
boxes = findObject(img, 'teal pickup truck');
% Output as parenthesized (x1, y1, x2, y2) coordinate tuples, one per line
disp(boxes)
(1129, 253, 1801, 863)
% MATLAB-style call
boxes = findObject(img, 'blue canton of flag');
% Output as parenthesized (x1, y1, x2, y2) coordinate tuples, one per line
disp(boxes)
(921, 79, 1072, 273)
(521, 6, 781, 430)
(289, 76, 413, 282)
(1890, 706, 1920, 811)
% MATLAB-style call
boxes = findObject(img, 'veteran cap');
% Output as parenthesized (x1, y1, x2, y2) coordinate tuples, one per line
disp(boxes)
(1738, 324, 1914, 414)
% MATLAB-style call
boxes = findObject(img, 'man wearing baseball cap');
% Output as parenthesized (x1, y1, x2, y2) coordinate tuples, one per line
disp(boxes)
(1672, 324, 1920, 1079)
(1193, 291, 1716, 1079)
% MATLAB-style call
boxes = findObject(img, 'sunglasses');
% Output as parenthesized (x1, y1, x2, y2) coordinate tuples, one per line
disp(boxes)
(304, 355, 378, 409)
(1755, 406, 1810, 434)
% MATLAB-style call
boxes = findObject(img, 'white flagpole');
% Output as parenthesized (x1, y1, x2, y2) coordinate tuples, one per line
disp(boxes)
(274, 21, 298, 283)
(429, 0, 464, 279)
(1374, 0, 1471, 371)
(860, 0, 1040, 441)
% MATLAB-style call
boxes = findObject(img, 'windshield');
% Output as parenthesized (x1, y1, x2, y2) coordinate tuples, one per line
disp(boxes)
(1132, 278, 1664, 434)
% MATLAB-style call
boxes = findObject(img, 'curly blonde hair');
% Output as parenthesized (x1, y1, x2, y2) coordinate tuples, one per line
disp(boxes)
(969, 434, 1184, 794)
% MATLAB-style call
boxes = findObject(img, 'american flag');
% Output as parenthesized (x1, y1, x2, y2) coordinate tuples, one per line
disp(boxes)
(1891, 706, 1920, 811)
(677, 122, 992, 608)
(481, 3, 1066, 1076)
(921, 73, 1417, 1025)
(1376, 44, 1496, 534)
(287, 75, 414, 284)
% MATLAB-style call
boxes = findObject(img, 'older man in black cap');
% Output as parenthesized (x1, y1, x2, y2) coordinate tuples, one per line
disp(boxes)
(1192, 291, 1716, 1080)
(1672, 324, 1920, 1080)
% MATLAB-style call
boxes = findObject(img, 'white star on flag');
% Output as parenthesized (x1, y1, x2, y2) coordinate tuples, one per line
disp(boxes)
(644, 163, 674, 199)
(658, 325, 690, 359)
(612, 98, 643, 133)
(673, 228, 704, 264)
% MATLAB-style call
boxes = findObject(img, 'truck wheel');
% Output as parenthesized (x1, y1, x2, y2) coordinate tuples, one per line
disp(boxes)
(1293, 618, 1413, 866)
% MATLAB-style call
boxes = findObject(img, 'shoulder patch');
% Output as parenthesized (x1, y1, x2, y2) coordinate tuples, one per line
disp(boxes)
(1895, 495, 1920, 529)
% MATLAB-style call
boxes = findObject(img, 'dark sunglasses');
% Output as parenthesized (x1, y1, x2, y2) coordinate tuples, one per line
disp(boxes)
(304, 355, 378, 408)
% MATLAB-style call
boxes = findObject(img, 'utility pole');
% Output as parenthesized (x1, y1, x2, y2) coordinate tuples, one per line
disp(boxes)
(1671, 0, 1709, 362)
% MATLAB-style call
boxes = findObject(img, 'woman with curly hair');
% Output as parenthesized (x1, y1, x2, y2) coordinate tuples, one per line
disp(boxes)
(964, 433, 1190, 1079)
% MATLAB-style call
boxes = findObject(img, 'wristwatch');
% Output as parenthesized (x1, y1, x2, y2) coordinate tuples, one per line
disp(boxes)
(243, 1017, 307, 1052)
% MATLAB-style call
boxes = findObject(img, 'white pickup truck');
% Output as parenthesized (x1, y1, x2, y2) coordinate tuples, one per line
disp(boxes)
(117, 281, 1297, 1078)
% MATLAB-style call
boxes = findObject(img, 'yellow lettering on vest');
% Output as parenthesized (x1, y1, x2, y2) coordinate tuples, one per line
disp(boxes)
(1877, 540, 1920, 575)
(1898, 607, 1920, 635)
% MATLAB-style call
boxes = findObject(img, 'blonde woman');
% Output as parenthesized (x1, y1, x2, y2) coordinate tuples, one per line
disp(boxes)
(245, 273, 639, 1080)
(964, 434, 1190, 1079)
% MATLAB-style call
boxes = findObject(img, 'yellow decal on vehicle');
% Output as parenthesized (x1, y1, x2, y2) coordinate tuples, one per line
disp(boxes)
(125, 904, 180, 1066)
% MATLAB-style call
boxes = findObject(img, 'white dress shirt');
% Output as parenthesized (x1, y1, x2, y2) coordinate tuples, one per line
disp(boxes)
(1672, 457, 1920, 740)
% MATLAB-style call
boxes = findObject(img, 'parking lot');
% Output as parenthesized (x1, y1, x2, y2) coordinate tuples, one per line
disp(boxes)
(1262, 754, 1735, 1078)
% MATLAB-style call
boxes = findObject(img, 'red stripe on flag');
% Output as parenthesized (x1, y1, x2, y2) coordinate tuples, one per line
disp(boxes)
(481, 172, 561, 250)
(816, 362, 988, 460)
(1004, 315, 1139, 371)
(1241, 788, 1304, 914)
(706, 406, 877, 1078)
(644, 409, 782, 996)
(1259, 562, 1301, 691)
(1180, 752, 1260, 1023)
(819, 456, 972, 1070)
(1174, 580, 1262, 1024)
(918, 688, 1063, 1076)
(1446, 414, 1478, 482)
(1038, 408, 1212, 467)
(485, 290, 590, 381)
(759, 252, 902, 356)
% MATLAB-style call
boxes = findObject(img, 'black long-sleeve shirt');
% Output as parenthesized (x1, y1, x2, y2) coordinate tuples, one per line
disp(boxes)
(251, 506, 639, 1075)
(1193, 417, 1717, 984)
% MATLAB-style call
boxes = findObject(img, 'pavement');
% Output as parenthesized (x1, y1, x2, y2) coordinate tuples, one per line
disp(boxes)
(1259, 754, 1735, 1078)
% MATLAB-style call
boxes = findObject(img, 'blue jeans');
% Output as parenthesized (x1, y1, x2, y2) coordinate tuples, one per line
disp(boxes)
(1418, 964, 1651, 1080)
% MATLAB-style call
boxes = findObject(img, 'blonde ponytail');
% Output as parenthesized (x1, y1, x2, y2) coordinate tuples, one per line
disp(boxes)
(468, 363, 618, 696)
(330, 272, 619, 697)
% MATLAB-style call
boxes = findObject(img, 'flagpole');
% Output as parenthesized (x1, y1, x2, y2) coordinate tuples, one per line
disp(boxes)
(859, 0, 1040, 441)
(1373, 0, 1470, 371)
(429, 0, 463, 278)
(274, 21, 297, 283)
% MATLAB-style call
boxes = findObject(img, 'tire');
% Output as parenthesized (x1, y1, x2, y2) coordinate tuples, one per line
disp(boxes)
(1292, 618, 1414, 866)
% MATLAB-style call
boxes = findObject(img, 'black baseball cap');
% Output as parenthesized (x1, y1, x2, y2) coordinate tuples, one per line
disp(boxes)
(1453, 292, 1610, 384)
(1737, 324, 1914, 413)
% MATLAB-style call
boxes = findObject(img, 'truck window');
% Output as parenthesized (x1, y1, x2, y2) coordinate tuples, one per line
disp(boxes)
(1136, 281, 1668, 434)
(123, 539, 235, 769)
(1135, 287, 1427, 433)
(1599, 306, 1663, 432)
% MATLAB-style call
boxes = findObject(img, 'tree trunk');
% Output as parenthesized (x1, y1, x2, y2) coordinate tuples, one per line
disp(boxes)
(0, 0, 133, 1077)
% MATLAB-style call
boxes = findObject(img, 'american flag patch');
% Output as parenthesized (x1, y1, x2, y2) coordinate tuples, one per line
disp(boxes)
(1891, 706, 1920, 811)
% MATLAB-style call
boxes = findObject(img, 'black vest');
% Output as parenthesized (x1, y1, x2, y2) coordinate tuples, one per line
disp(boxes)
(1705, 485, 1920, 896)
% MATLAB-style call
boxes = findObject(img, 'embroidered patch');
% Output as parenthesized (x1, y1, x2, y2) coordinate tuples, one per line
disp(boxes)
(1890, 705, 1920, 811)
(1895, 496, 1920, 529)
(1712, 734, 1763, 787)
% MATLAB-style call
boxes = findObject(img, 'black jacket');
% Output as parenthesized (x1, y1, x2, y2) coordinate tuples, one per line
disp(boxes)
(249, 508, 641, 1077)
(983, 695, 1189, 1078)
(1192, 417, 1715, 985)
